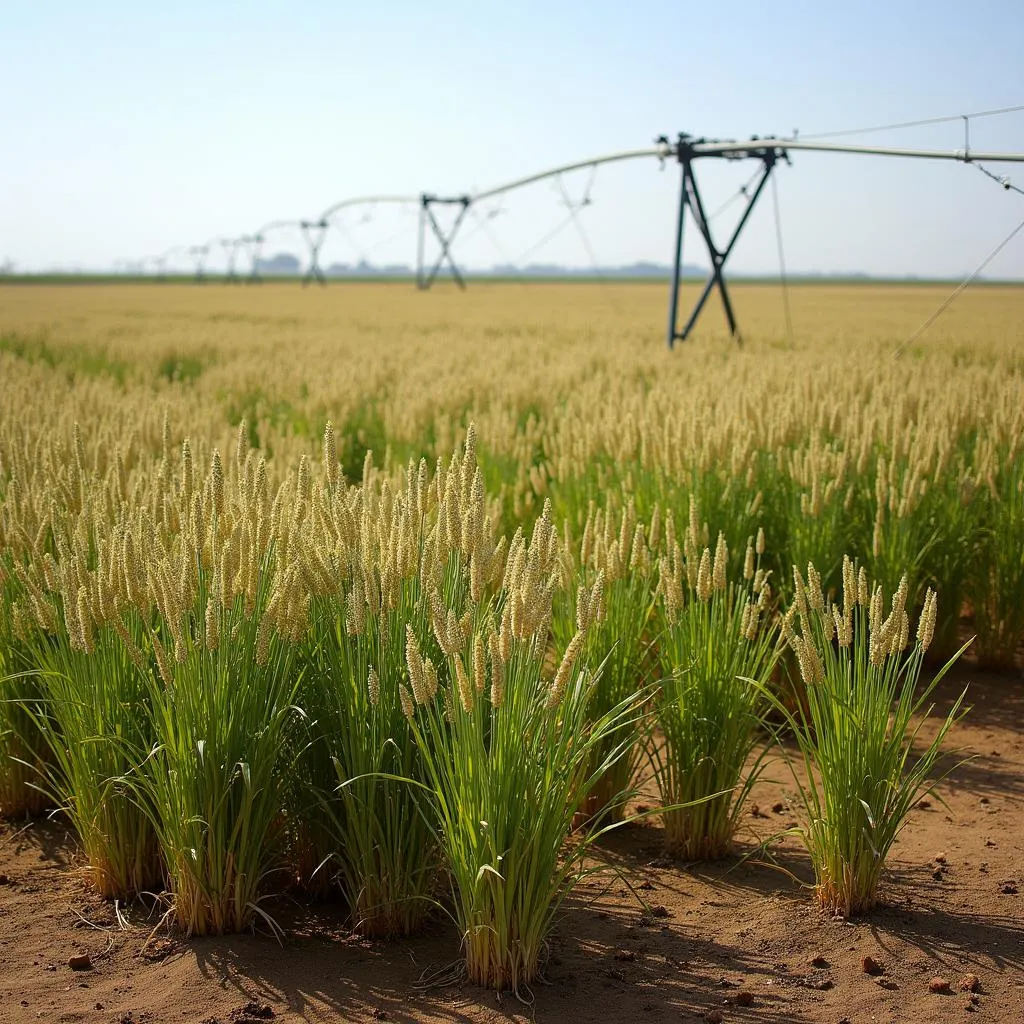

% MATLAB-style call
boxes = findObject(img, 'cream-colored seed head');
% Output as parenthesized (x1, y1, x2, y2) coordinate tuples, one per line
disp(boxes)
(712, 533, 728, 593)
(322, 421, 337, 488)
(806, 563, 824, 611)
(917, 589, 937, 652)
(399, 684, 415, 719)
(455, 654, 473, 713)
(235, 420, 249, 471)
(210, 449, 225, 521)
(423, 658, 439, 701)
(696, 548, 712, 602)
(549, 628, 584, 707)
(76, 586, 94, 655)
(473, 633, 487, 692)
(181, 439, 194, 503)
(204, 596, 219, 651)
(405, 624, 427, 704)
(792, 567, 808, 620)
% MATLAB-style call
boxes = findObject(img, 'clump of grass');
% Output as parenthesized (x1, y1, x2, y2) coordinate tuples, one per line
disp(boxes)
(0, 673, 52, 819)
(132, 559, 303, 935)
(552, 499, 657, 822)
(297, 436, 446, 934)
(970, 449, 1024, 670)
(773, 557, 968, 916)
(24, 625, 161, 898)
(302, 588, 440, 935)
(406, 505, 646, 993)
(12, 525, 159, 897)
(0, 571, 52, 819)
(652, 509, 778, 860)
(2, 548, 158, 894)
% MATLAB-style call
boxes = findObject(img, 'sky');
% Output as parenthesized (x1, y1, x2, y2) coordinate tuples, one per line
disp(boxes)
(2, 1, 1024, 278)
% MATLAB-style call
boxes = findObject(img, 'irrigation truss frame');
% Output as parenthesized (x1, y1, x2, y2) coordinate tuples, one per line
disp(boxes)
(144, 126, 1024, 346)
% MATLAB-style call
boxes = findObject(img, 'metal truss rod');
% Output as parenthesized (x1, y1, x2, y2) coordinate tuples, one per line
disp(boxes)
(472, 146, 671, 202)
(255, 218, 304, 236)
(319, 194, 418, 222)
(691, 138, 1024, 163)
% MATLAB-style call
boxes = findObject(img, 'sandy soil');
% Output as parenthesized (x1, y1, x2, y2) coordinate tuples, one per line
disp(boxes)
(1, 661, 1021, 1024)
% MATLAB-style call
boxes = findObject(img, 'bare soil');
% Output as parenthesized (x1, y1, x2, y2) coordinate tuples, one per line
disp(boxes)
(1, 662, 1021, 1024)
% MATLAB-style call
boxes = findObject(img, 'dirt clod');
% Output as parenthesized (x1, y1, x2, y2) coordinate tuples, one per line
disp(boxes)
(1000, 881, 1018, 894)
(929, 976, 952, 994)
(68, 953, 92, 971)
(959, 974, 981, 993)
(704, 1011, 724, 1024)
(860, 955, 883, 975)
(734, 990, 754, 1006)
(810, 954, 830, 968)
(771, 801, 785, 813)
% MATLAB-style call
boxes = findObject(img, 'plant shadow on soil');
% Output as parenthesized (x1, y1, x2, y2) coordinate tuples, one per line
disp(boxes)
(181, 883, 810, 1024)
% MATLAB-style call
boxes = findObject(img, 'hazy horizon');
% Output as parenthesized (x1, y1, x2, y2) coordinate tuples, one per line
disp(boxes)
(3, 2, 1023, 280)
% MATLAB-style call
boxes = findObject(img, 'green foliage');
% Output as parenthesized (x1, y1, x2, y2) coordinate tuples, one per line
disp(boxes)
(0, 331, 128, 385)
(407, 602, 647, 993)
(652, 528, 779, 859)
(769, 559, 968, 916)
(299, 578, 439, 936)
(22, 616, 161, 898)
(127, 564, 303, 935)
(970, 452, 1024, 668)
(156, 352, 205, 384)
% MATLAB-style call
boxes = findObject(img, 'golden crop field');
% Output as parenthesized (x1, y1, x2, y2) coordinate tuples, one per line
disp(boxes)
(1, 280, 1023, 995)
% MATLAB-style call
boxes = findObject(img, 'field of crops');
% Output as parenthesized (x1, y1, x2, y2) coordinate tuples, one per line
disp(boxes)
(1, 281, 1022, 1020)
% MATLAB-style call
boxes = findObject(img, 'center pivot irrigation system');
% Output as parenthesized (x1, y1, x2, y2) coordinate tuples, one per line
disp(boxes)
(144, 114, 1024, 348)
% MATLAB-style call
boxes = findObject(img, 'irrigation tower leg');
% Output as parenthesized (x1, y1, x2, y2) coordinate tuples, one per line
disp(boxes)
(301, 221, 329, 286)
(416, 195, 471, 290)
(666, 161, 688, 349)
(222, 240, 244, 284)
(667, 141, 777, 345)
(244, 236, 263, 284)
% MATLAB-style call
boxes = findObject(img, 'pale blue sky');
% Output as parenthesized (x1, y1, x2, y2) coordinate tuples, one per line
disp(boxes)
(2, 1, 1023, 277)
